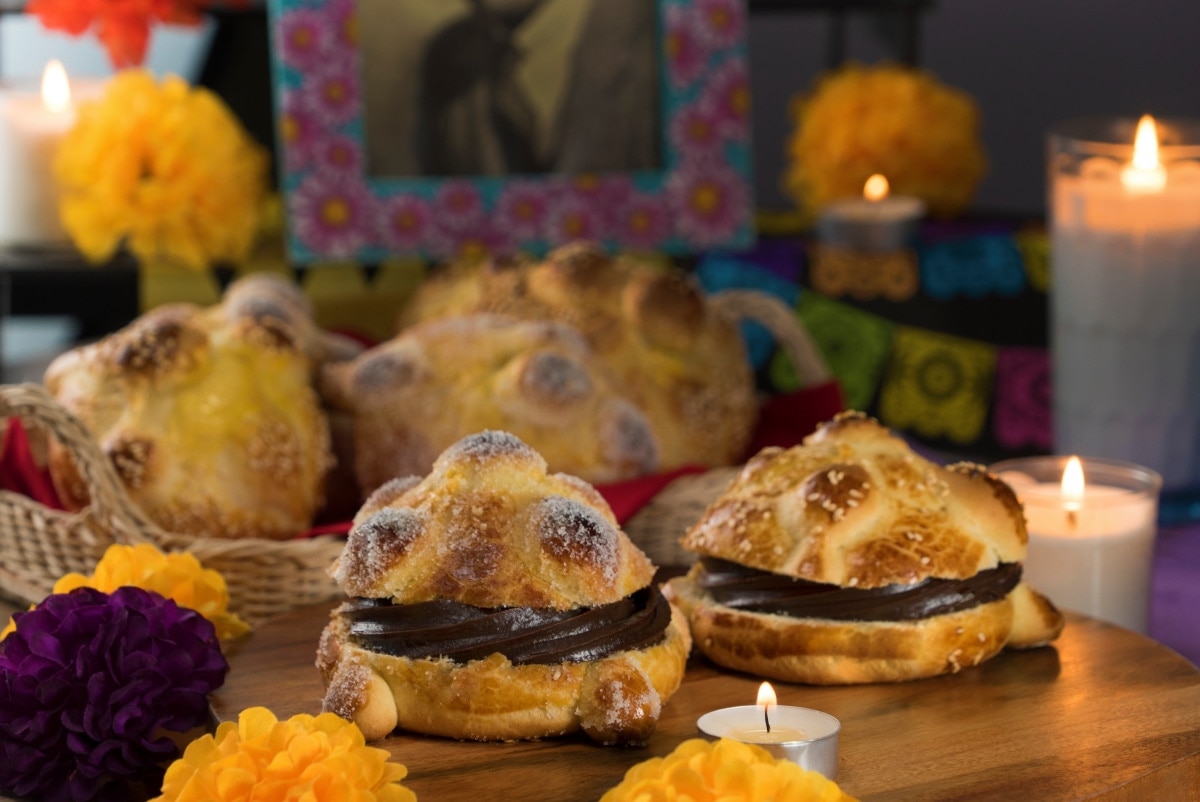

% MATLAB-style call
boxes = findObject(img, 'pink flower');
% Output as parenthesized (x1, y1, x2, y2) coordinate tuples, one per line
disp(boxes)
(290, 171, 374, 258)
(695, 0, 745, 50)
(378, 194, 431, 251)
(278, 8, 331, 72)
(664, 5, 708, 89)
(704, 56, 751, 141)
(431, 181, 485, 233)
(544, 194, 606, 245)
(495, 182, 549, 241)
(313, 134, 363, 175)
(613, 191, 672, 249)
(668, 159, 751, 247)
(279, 90, 321, 174)
(329, 0, 357, 49)
(428, 216, 512, 262)
(300, 63, 360, 127)
(670, 101, 724, 157)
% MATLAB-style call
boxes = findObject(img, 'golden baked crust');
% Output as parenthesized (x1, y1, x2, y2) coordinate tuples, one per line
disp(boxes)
(396, 242, 757, 471)
(319, 430, 691, 743)
(682, 411, 1029, 587)
(670, 411, 1065, 683)
(318, 602, 691, 743)
(320, 314, 660, 493)
(667, 570, 1060, 684)
(44, 275, 333, 540)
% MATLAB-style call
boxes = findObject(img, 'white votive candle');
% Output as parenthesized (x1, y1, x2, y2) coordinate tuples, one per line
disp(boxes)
(993, 455, 1161, 633)
(1049, 115, 1200, 490)
(816, 173, 926, 253)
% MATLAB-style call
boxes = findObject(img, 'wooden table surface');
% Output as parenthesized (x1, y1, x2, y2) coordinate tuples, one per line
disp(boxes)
(210, 601, 1200, 802)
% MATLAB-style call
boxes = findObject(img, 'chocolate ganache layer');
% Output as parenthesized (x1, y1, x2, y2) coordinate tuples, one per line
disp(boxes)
(697, 558, 1022, 621)
(340, 586, 672, 665)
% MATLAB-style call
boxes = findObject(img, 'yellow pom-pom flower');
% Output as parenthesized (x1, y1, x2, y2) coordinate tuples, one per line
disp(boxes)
(784, 62, 987, 221)
(2, 543, 248, 641)
(600, 738, 858, 802)
(153, 706, 416, 802)
(55, 69, 268, 271)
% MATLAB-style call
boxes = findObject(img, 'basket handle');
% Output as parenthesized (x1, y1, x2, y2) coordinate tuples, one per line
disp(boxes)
(709, 290, 832, 388)
(0, 383, 157, 543)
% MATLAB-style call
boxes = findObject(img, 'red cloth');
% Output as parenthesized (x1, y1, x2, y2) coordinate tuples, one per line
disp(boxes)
(0, 380, 846, 534)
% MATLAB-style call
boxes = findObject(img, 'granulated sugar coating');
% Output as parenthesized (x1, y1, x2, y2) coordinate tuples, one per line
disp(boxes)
(336, 507, 427, 594)
(439, 430, 544, 468)
(533, 495, 620, 583)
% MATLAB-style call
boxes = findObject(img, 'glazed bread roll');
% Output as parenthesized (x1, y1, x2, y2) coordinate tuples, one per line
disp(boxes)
(317, 430, 691, 744)
(320, 314, 660, 492)
(43, 275, 334, 540)
(397, 242, 757, 471)
(667, 411, 1064, 684)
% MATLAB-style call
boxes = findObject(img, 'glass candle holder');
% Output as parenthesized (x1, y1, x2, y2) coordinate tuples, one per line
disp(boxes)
(992, 455, 1162, 634)
(1048, 116, 1200, 492)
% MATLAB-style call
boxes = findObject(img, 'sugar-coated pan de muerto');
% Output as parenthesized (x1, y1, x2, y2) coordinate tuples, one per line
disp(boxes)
(43, 275, 344, 540)
(317, 430, 692, 744)
(667, 411, 1064, 684)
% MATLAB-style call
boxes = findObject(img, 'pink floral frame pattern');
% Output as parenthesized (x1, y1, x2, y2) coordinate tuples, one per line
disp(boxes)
(268, 0, 755, 263)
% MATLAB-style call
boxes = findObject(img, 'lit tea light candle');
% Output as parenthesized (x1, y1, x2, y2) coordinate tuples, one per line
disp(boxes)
(0, 61, 103, 248)
(815, 173, 927, 253)
(992, 455, 1162, 633)
(696, 682, 841, 778)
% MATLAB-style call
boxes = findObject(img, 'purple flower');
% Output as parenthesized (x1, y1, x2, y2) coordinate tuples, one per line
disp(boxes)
(544, 193, 607, 245)
(378, 194, 432, 251)
(668, 159, 751, 247)
(704, 57, 751, 141)
(0, 587, 227, 802)
(495, 181, 549, 241)
(278, 8, 332, 72)
(280, 90, 322, 174)
(299, 63, 361, 127)
(329, 0, 358, 49)
(432, 181, 486, 234)
(313, 134, 364, 176)
(290, 171, 375, 258)
(613, 191, 673, 250)
(695, 0, 746, 51)
(670, 101, 725, 157)
(665, 5, 709, 89)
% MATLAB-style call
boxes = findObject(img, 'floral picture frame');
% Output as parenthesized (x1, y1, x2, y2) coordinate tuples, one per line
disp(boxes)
(267, 0, 755, 264)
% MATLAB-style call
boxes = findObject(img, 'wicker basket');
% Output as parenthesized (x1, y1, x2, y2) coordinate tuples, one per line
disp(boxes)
(0, 383, 345, 625)
(623, 290, 833, 567)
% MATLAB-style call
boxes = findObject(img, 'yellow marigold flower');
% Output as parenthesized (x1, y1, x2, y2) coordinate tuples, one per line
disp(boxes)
(55, 69, 268, 271)
(2, 543, 248, 641)
(600, 738, 859, 802)
(153, 706, 416, 802)
(784, 62, 987, 222)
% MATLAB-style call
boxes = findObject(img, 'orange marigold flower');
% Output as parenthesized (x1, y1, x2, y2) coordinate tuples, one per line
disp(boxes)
(784, 62, 987, 222)
(28, 0, 203, 68)
(55, 69, 268, 271)
(600, 738, 859, 802)
(153, 707, 417, 802)
(2, 543, 248, 642)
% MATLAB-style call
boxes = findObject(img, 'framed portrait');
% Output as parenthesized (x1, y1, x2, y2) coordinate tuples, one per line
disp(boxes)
(267, 0, 755, 264)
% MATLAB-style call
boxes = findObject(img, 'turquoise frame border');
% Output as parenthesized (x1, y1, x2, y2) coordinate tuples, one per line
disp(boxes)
(267, 0, 755, 263)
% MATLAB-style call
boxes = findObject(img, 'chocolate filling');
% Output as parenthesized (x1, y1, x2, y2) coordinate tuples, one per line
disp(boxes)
(697, 557, 1022, 621)
(341, 586, 672, 665)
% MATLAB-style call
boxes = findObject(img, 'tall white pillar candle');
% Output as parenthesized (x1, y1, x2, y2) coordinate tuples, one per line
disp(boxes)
(1048, 116, 1200, 491)
(993, 455, 1161, 634)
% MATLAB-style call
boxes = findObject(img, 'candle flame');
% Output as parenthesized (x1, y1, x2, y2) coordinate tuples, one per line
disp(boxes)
(863, 173, 889, 202)
(756, 681, 777, 707)
(41, 60, 71, 113)
(1061, 456, 1085, 513)
(1121, 114, 1167, 192)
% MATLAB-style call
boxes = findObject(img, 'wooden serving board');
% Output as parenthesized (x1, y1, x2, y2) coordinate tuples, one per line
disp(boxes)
(211, 603, 1200, 801)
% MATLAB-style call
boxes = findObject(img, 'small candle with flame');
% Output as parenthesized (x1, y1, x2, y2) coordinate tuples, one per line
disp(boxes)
(696, 682, 841, 778)
(1049, 113, 1200, 490)
(0, 60, 103, 247)
(992, 455, 1162, 634)
(815, 173, 927, 253)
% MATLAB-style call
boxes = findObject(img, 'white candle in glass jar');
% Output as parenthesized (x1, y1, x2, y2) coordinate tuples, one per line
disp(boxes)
(0, 61, 102, 247)
(994, 455, 1161, 634)
(1049, 115, 1200, 490)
